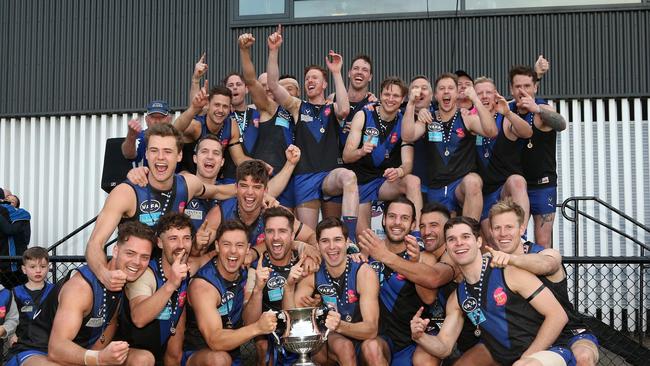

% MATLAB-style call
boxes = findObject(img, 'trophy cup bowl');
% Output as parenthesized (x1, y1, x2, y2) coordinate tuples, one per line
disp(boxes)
(272, 307, 329, 366)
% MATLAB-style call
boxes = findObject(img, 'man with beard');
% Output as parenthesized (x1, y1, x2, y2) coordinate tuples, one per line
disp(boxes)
(402, 73, 497, 221)
(487, 199, 599, 366)
(472, 77, 533, 246)
(243, 207, 304, 366)
(266, 25, 359, 243)
(356, 197, 438, 365)
(86, 123, 236, 292)
(6, 221, 156, 366)
(238, 33, 300, 209)
(282, 217, 382, 366)
(411, 216, 574, 366)
(343, 77, 422, 232)
(509, 65, 567, 247)
(119, 213, 193, 366)
(183, 220, 278, 366)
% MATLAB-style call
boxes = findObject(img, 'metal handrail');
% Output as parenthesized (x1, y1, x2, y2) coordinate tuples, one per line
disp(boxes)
(47, 216, 98, 253)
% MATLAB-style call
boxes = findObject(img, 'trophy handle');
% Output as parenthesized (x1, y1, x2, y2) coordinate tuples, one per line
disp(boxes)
(272, 310, 287, 346)
(323, 328, 330, 341)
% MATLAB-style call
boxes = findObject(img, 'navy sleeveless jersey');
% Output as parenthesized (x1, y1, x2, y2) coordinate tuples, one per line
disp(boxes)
(11, 266, 122, 354)
(119, 260, 189, 359)
(250, 251, 299, 312)
(126, 174, 189, 227)
(222, 108, 261, 180)
(369, 251, 424, 351)
(476, 114, 524, 193)
(251, 106, 295, 174)
(337, 95, 371, 148)
(294, 102, 341, 174)
(12, 283, 55, 341)
(349, 105, 404, 184)
(510, 100, 558, 188)
(184, 258, 247, 352)
(423, 111, 476, 188)
(523, 241, 589, 334)
(221, 201, 266, 247)
(457, 257, 568, 365)
(314, 258, 363, 323)
(184, 197, 218, 231)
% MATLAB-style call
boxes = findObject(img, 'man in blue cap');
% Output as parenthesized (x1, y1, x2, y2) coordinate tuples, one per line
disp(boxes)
(122, 100, 173, 167)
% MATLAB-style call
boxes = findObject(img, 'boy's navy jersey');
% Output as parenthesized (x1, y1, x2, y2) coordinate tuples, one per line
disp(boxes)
(476, 114, 524, 193)
(294, 102, 341, 174)
(314, 257, 363, 323)
(251, 106, 295, 174)
(118, 259, 189, 361)
(221, 108, 262, 180)
(250, 251, 300, 312)
(184, 257, 247, 353)
(423, 111, 477, 188)
(12, 283, 55, 341)
(184, 197, 218, 231)
(125, 174, 189, 227)
(511, 100, 557, 188)
(457, 257, 569, 365)
(349, 104, 404, 184)
(10, 266, 123, 355)
(369, 251, 424, 351)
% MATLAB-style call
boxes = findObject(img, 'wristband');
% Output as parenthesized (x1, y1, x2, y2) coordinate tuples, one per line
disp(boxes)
(84, 350, 100, 366)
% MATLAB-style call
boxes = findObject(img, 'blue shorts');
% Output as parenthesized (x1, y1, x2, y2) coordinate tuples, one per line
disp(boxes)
(426, 177, 464, 213)
(5, 350, 48, 366)
(182, 350, 241, 366)
(481, 185, 504, 221)
(547, 345, 577, 366)
(277, 176, 296, 208)
(528, 185, 557, 215)
(380, 335, 416, 366)
(359, 177, 386, 204)
(568, 331, 599, 348)
(294, 172, 329, 205)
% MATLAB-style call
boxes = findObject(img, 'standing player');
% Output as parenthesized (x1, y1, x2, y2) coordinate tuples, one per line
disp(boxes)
(266, 25, 360, 242)
(343, 77, 422, 232)
(283, 217, 383, 366)
(402, 73, 497, 221)
(509, 65, 567, 247)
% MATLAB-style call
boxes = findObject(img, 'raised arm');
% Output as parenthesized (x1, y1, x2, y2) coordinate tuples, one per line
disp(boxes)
(496, 92, 532, 140)
(189, 53, 208, 105)
(266, 25, 301, 119)
(121, 118, 142, 160)
(401, 86, 426, 142)
(519, 90, 566, 131)
(238, 33, 274, 115)
(463, 86, 498, 138)
(487, 246, 561, 277)
(175, 80, 209, 141)
(267, 145, 300, 197)
(85, 184, 135, 292)
(326, 50, 349, 120)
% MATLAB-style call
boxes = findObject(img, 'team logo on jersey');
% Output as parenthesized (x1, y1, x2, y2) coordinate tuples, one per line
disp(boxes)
(221, 138, 230, 146)
(140, 200, 161, 212)
(456, 128, 465, 138)
(323, 106, 331, 117)
(364, 127, 379, 138)
(0, 306, 5, 318)
(256, 233, 266, 245)
(189, 200, 200, 209)
(390, 132, 398, 144)
(395, 273, 406, 281)
(493, 287, 507, 306)
(267, 275, 287, 290)
(461, 297, 478, 312)
(347, 289, 358, 303)
(178, 291, 187, 307)
(369, 260, 384, 274)
(185, 209, 202, 220)
(317, 284, 337, 297)
(221, 291, 235, 306)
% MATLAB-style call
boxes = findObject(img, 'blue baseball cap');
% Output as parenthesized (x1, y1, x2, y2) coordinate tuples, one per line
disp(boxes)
(146, 100, 170, 115)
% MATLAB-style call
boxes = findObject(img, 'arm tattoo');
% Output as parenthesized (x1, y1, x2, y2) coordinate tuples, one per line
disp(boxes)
(538, 108, 567, 131)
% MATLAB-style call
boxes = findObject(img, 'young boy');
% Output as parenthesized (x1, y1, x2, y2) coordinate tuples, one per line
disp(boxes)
(11, 247, 53, 344)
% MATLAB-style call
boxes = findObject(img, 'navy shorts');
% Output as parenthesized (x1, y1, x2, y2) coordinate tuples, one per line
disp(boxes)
(426, 177, 464, 213)
(528, 185, 557, 215)
(569, 331, 599, 348)
(294, 172, 329, 205)
(380, 335, 416, 366)
(547, 345, 577, 366)
(277, 176, 296, 208)
(5, 350, 48, 366)
(359, 177, 386, 204)
(481, 185, 504, 221)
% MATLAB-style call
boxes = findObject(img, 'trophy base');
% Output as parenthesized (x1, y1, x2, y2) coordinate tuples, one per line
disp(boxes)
(293, 353, 318, 366)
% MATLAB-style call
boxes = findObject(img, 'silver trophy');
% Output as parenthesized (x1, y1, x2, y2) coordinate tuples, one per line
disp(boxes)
(272, 307, 329, 366)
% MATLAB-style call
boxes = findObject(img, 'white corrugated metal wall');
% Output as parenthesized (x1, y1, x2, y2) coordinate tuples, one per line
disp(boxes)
(1, 100, 648, 256)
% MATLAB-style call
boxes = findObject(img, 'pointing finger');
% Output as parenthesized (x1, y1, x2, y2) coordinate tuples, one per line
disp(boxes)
(199, 52, 206, 63)
(199, 219, 209, 231)
(258, 252, 265, 269)
(203, 80, 209, 92)
(277, 24, 282, 34)
(414, 306, 424, 318)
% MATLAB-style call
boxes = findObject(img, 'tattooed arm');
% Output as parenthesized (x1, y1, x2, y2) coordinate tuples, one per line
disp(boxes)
(538, 105, 566, 131)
